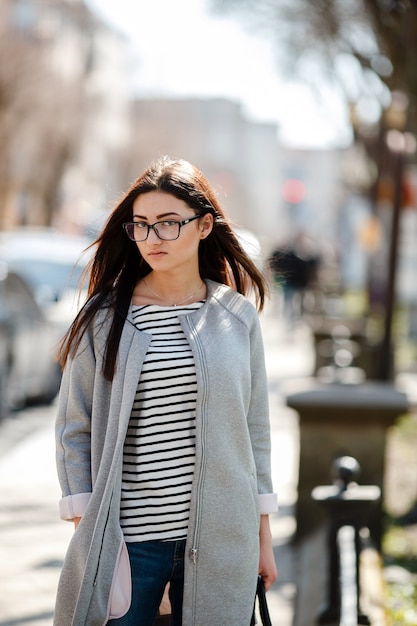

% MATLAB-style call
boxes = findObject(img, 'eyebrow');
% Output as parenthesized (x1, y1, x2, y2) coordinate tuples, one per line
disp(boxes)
(132, 212, 182, 221)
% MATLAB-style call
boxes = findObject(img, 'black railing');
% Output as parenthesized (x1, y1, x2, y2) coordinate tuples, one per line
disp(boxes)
(312, 456, 381, 625)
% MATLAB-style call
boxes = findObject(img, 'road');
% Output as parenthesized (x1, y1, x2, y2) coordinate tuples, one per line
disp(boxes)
(0, 403, 73, 625)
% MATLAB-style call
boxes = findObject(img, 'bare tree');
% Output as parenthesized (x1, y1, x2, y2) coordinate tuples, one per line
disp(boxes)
(208, 0, 417, 128)
(0, 31, 44, 224)
(0, 1, 87, 227)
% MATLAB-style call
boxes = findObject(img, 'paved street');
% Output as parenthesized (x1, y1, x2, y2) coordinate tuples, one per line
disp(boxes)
(0, 299, 316, 626)
(0, 404, 73, 625)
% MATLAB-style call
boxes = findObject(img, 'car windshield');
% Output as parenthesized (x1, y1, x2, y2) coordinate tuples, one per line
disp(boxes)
(10, 259, 85, 302)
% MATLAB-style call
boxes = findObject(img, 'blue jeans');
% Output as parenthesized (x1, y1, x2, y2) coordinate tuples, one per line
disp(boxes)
(110, 540, 186, 626)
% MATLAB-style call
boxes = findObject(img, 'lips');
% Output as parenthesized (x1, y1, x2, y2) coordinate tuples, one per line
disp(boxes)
(147, 250, 167, 258)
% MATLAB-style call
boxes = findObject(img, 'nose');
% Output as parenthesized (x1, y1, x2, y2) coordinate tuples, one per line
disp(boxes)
(146, 225, 161, 243)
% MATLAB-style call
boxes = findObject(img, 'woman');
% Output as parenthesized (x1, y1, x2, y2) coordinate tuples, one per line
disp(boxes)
(54, 156, 278, 626)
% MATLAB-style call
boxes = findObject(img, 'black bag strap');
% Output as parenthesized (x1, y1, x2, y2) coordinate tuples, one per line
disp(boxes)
(251, 576, 272, 626)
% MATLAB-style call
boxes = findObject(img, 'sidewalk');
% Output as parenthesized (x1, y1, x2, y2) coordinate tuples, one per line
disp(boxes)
(0, 298, 380, 626)
(259, 300, 314, 625)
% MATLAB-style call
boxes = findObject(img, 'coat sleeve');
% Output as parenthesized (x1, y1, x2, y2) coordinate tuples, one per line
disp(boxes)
(55, 325, 96, 519)
(248, 311, 278, 514)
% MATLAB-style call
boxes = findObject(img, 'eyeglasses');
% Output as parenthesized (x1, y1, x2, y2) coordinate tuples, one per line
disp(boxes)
(122, 214, 203, 242)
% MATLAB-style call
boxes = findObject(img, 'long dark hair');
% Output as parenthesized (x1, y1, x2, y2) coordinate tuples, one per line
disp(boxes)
(58, 156, 268, 380)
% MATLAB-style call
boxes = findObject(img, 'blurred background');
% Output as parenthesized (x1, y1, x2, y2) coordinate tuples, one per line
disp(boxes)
(1, 0, 417, 624)
(1, 0, 416, 379)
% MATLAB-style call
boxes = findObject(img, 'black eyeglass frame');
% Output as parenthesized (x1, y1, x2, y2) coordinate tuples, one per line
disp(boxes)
(122, 213, 204, 242)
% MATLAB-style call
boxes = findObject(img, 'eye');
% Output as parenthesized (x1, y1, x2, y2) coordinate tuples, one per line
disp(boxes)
(159, 220, 178, 227)
(132, 222, 148, 229)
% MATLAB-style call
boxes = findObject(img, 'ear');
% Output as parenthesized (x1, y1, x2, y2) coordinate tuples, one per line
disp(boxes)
(199, 213, 214, 239)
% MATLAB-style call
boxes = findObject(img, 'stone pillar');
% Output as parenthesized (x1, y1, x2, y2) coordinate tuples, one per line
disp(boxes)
(285, 381, 409, 546)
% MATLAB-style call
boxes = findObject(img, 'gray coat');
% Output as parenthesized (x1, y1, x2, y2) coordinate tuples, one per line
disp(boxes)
(54, 280, 276, 625)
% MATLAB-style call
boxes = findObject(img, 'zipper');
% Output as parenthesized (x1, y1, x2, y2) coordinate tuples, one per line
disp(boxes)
(186, 317, 209, 567)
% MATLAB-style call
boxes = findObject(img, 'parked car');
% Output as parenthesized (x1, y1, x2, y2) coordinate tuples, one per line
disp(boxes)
(0, 228, 92, 333)
(0, 269, 13, 418)
(0, 229, 94, 415)
(0, 265, 64, 415)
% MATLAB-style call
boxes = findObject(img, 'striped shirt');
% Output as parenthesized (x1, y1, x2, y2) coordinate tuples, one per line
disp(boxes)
(120, 301, 204, 542)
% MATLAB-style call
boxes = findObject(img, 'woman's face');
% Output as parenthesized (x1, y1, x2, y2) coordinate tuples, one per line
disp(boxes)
(132, 191, 213, 273)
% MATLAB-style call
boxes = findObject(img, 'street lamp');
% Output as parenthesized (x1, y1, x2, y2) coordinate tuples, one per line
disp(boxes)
(378, 91, 416, 381)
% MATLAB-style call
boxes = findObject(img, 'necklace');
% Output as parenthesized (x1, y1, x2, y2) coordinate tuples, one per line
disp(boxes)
(143, 278, 205, 307)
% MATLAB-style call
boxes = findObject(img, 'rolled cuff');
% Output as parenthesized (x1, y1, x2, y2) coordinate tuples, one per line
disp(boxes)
(59, 492, 92, 521)
(258, 492, 278, 515)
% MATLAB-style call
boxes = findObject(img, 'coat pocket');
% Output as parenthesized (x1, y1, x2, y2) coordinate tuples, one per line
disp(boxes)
(107, 538, 131, 619)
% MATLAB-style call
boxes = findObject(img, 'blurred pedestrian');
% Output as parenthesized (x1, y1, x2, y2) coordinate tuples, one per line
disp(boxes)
(269, 233, 319, 326)
(54, 156, 278, 626)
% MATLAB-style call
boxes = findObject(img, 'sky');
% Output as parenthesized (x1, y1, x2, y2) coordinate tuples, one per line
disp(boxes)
(86, 0, 352, 149)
